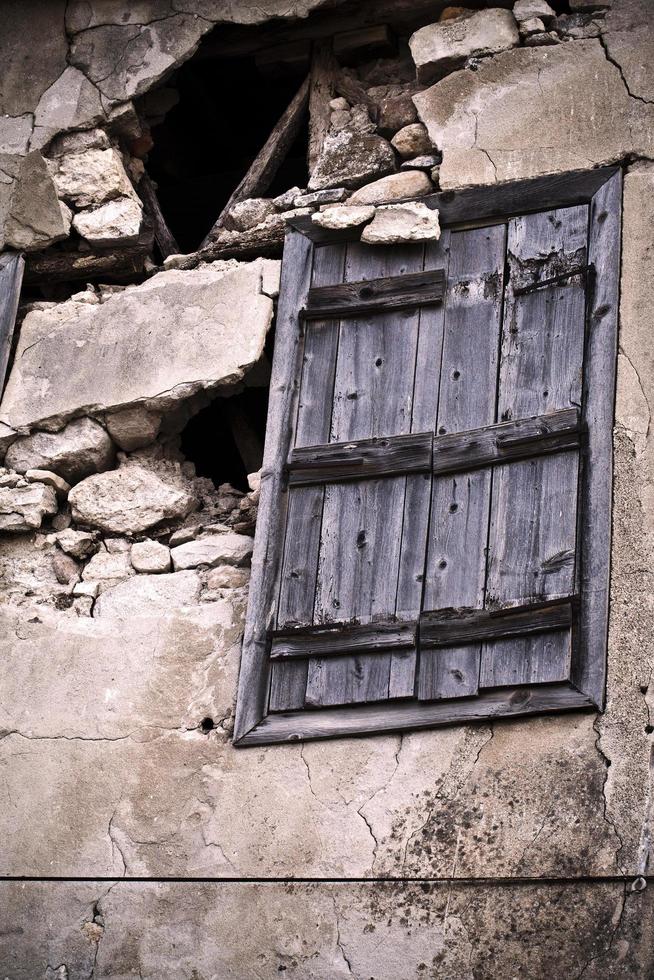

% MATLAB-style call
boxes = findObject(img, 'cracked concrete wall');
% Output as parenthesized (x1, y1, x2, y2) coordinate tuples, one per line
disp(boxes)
(2, 0, 654, 977)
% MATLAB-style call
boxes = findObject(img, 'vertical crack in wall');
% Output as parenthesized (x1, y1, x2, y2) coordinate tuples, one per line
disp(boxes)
(593, 714, 626, 873)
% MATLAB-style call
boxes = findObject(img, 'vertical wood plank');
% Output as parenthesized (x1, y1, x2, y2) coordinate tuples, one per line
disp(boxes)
(480, 205, 588, 688)
(574, 170, 621, 705)
(391, 233, 451, 698)
(419, 225, 506, 701)
(269, 243, 345, 711)
(233, 229, 313, 741)
(307, 242, 425, 707)
(307, 40, 338, 174)
(0, 253, 24, 399)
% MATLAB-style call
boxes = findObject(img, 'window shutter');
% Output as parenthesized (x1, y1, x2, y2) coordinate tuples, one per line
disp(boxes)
(234, 168, 621, 746)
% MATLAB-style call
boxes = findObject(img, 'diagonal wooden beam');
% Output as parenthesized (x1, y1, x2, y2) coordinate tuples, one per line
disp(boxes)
(138, 171, 179, 259)
(200, 74, 310, 249)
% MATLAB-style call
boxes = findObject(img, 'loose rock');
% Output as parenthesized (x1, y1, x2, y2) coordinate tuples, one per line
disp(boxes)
(3, 151, 71, 252)
(349, 171, 433, 206)
(311, 205, 375, 230)
(391, 123, 433, 159)
(294, 188, 349, 208)
(361, 202, 441, 245)
(0, 483, 57, 532)
(409, 8, 520, 84)
(401, 155, 441, 171)
(51, 146, 137, 208)
(94, 570, 202, 618)
(171, 533, 254, 571)
(25, 469, 70, 499)
(105, 407, 161, 452)
(367, 84, 418, 135)
(52, 550, 80, 586)
(225, 198, 276, 232)
(5, 419, 115, 485)
(513, 0, 555, 22)
(308, 129, 396, 191)
(130, 540, 172, 574)
(69, 465, 197, 535)
(54, 528, 98, 560)
(72, 197, 143, 246)
(206, 565, 250, 590)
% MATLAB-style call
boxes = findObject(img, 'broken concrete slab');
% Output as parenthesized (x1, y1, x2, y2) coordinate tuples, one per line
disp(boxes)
(360, 202, 441, 244)
(308, 129, 396, 191)
(72, 196, 143, 246)
(170, 534, 254, 571)
(5, 418, 115, 484)
(69, 465, 196, 535)
(0, 483, 57, 533)
(0, 258, 278, 433)
(414, 39, 654, 189)
(31, 66, 106, 151)
(348, 170, 433, 205)
(409, 8, 520, 84)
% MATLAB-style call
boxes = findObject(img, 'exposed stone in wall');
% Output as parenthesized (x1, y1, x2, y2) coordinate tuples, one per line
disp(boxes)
(414, 37, 654, 188)
(0, 257, 279, 432)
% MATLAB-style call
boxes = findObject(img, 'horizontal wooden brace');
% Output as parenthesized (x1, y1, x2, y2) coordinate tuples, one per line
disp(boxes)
(287, 431, 432, 486)
(420, 597, 574, 649)
(432, 408, 580, 476)
(288, 410, 579, 487)
(270, 619, 416, 659)
(302, 268, 445, 319)
(513, 263, 594, 296)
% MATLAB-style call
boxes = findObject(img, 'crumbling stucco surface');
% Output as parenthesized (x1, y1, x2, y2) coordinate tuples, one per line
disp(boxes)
(2, 880, 654, 979)
(2, 0, 654, 977)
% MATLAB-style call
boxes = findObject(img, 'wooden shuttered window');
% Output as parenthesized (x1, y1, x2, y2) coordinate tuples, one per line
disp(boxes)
(233, 167, 621, 746)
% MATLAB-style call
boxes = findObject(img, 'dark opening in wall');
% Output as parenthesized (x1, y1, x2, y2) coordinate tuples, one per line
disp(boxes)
(180, 384, 270, 493)
(147, 51, 309, 253)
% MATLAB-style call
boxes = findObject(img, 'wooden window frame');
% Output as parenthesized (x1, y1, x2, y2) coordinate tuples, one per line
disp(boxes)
(233, 166, 621, 747)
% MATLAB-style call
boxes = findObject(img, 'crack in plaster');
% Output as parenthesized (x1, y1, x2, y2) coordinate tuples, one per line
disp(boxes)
(598, 32, 654, 107)
(619, 345, 652, 441)
(573, 881, 628, 979)
(331, 894, 355, 978)
(593, 714, 626, 873)
(107, 807, 128, 878)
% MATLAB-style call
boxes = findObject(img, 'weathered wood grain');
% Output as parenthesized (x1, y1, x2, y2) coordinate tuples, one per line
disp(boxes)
(237, 683, 595, 746)
(307, 241, 425, 706)
(574, 169, 621, 706)
(233, 229, 313, 742)
(304, 269, 445, 320)
(137, 172, 179, 259)
(271, 619, 416, 659)
(421, 598, 573, 648)
(288, 430, 432, 485)
(419, 224, 506, 701)
(200, 75, 309, 248)
(270, 242, 345, 711)
(307, 40, 338, 174)
(0, 253, 24, 398)
(481, 205, 588, 688)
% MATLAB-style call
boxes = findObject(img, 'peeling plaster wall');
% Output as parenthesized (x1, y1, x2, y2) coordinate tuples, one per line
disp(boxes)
(2, 1, 654, 977)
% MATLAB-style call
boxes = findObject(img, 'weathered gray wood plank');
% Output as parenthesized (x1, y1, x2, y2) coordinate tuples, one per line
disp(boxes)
(481, 205, 588, 688)
(307, 241, 425, 706)
(233, 229, 313, 741)
(237, 682, 594, 746)
(420, 598, 572, 648)
(574, 169, 621, 706)
(419, 224, 506, 701)
(269, 242, 345, 711)
(304, 268, 445, 319)
(137, 172, 179, 259)
(0, 253, 24, 398)
(307, 39, 338, 174)
(288, 430, 432, 485)
(271, 619, 416, 659)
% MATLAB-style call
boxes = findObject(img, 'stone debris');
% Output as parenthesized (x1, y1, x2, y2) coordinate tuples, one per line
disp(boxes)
(409, 8, 520, 84)
(513, 0, 556, 21)
(53, 528, 98, 560)
(69, 465, 197, 535)
(366, 84, 418, 134)
(5, 419, 115, 485)
(206, 565, 250, 590)
(519, 17, 547, 37)
(308, 128, 396, 191)
(169, 524, 203, 547)
(0, 259, 278, 433)
(93, 570, 202, 619)
(0, 483, 57, 532)
(361, 202, 441, 245)
(294, 188, 349, 208)
(391, 123, 433, 159)
(271, 186, 304, 211)
(82, 549, 134, 592)
(25, 469, 71, 499)
(52, 550, 80, 586)
(170, 533, 254, 571)
(51, 145, 137, 209)
(72, 197, 143, 246)
(349, 170, 433, 206)
(72, 580, 99, 599)
(311, 205, 376, 230)
(2, 150, 71, 251)
(225, 198, 276, 232)
(401, 155, 441, 171)
(130, 540, 172, 574)
(105, 407, 162, 452)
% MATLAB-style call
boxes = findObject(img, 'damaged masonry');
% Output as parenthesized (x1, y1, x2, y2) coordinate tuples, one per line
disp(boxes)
(2, 0, 654, 977)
